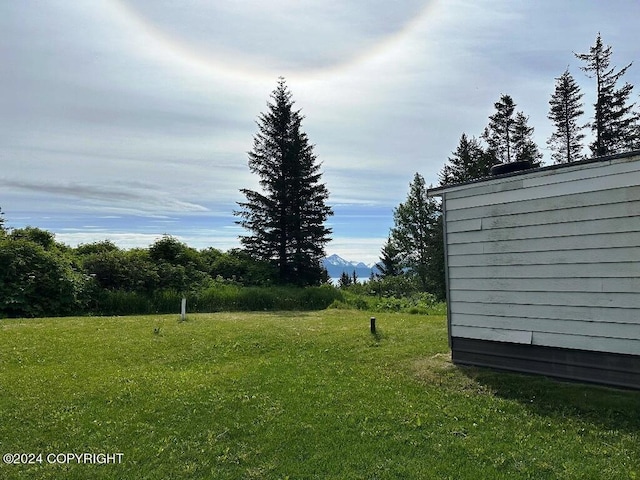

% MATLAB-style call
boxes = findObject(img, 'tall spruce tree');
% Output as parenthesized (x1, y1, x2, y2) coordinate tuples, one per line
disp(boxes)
(482, 94, 516, 163)
(377, 237, 402, 278)
(389, 173, 444, 296)
(512, 112, 543, 166)
(575, 33, 638, 156)
(235, 78, 333, 286)
(439, 133, 491, 186)
(482, 94, 542, 166)
(547, 69, 586, 163)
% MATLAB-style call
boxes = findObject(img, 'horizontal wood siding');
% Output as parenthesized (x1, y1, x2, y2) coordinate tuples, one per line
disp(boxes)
(444, 155, 640, 358)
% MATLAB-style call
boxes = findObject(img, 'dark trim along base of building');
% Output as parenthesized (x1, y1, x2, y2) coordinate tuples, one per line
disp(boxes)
(451, 337, 640, 390)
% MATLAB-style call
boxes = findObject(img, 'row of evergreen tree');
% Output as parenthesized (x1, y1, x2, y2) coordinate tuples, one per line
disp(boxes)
(379, 34, 640, 299)
(443, 34, 639, 184)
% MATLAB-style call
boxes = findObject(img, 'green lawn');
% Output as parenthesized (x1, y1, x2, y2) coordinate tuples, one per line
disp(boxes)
(0, 310, 638, 479)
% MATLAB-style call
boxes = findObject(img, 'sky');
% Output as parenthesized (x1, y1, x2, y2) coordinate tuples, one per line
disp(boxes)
(2, 1, 640, 265)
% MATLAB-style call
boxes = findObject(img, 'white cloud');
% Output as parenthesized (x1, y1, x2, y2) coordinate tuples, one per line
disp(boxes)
(2, 0, 640, 262)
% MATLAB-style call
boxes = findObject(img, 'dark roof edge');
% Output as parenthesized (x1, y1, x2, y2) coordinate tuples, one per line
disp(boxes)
(427, 149, 640, 197)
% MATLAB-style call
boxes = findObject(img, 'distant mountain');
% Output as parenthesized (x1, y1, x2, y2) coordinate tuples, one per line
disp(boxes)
(322, 254, 378, 280)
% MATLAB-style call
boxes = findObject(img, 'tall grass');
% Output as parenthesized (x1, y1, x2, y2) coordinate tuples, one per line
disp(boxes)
(93, 284, 344, 315)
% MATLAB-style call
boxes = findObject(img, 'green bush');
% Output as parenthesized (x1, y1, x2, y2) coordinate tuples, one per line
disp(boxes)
(0, 238, 83, 317)
(365, 275, 422, 298)
(0, 223, 444, 318)
(298, 285, 343, 310)
(327, 299, 351, 310)
(331, 286, 445, 315)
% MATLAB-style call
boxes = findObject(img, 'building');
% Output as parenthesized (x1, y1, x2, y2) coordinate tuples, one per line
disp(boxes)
(428, 151, 640, 389)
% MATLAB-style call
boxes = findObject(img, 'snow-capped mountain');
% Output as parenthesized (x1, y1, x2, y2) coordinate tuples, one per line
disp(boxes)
(322, 254, 377, 279)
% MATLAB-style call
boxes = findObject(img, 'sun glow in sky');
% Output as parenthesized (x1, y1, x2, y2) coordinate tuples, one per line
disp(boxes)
(2, 1, 640, 263)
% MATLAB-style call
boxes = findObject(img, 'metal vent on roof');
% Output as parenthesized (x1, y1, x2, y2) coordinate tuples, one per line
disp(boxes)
(490, 160, 533, 176)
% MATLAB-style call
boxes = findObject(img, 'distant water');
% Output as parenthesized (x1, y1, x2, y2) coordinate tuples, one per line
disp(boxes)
(329, 277, 370, 285)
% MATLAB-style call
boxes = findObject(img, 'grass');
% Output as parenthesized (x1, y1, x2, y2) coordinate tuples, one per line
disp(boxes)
(0, 310, 638, 479)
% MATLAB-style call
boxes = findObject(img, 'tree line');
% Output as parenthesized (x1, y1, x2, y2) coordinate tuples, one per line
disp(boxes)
(379, 34, 640, 299)
(0, 223, 283, 317)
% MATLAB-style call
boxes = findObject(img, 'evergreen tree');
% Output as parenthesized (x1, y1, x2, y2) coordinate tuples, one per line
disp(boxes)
(235, 78, 333, 285)
(377, 237, 402, 278)
(482, 94, 542, 166)
(426, 214, 446, 301)
(482, 94, 516, 163)
(439, 133, 491, 186)
(547, 69, 586, 163)
(0, 207, 5, 235)
(609, 81, 640, 152)
(338, 271, 352, 288)
(575, 33, 638, 156)
(512, 112, 543, 166)
(631, 114, 640, 150)
(389, 173, 444, 294)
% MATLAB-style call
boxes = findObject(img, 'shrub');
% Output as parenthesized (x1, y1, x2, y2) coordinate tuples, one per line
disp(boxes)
(327, 299, 351, 310)
(0, 238, 82, 317)
(298, 285, 343, 310)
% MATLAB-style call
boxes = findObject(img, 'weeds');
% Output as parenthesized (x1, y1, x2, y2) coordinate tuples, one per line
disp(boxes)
(91, 283, 344, 316)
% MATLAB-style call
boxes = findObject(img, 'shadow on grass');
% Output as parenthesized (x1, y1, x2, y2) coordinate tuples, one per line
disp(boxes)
(370, 330, 383, 343)
(462, 366, 640, 433)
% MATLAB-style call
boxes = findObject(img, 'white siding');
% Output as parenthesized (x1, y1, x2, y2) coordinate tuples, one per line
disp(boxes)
(442, 154, 640, 356)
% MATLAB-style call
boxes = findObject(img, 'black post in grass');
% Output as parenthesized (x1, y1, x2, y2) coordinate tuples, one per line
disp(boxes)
(370, 316, 376, 334)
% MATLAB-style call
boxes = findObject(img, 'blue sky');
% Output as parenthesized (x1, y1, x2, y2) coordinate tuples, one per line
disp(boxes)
(2, 1, 640, 264)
